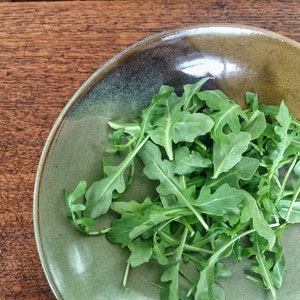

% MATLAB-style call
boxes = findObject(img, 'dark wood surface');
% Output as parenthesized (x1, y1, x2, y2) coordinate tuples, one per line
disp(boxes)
(0, 1, 299, 299)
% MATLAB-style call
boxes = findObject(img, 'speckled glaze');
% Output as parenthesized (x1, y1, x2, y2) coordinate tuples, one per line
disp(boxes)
(34, 24, 300, 300)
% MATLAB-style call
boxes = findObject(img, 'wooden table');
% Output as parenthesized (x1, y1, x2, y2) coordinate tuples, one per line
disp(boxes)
(0, 0, 299, 299)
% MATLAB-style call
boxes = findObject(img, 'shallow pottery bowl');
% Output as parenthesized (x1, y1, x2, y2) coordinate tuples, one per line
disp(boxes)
(34, 24, 300, 299)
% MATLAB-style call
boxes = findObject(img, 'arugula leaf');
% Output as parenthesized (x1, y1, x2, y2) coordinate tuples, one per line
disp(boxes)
(182, 76, 212, 110)
(194, 184, 245, 216)
(146, 88, 182, 160)
(173, 112, 214, 144)
(160, 227, 188, 300)
(242, 233, 285, 299)
(64, 181, 109, 235)
(212, 131, 251, 178)
(127, 237, 153, 267)
(242, 110, 266, 140)
(83, 135, 149, 218)
(268, 101, 292, 175)
(172, 146, 212, 176)
(242, 92, 267, 140)
(270, 238, 286, 289)
(241, 192, 276, 249)
(206, 156, 260, 189)
(199, 89, 247, 140)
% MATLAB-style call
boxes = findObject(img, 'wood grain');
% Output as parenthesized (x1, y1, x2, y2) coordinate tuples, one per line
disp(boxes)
(0, 1, 299, 299)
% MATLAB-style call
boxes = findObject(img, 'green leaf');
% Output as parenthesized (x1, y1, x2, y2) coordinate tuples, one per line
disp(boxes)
(243, 233, 278, 298)
(108, 121, 141, 139)
(74, 217, 96, 230)
(276, 101, 291, 129)
(146, 88, 182, 160)
(198, 89, 232, 111)
(160, 265, 180, 300)
(212, 132, 251, 178)
(172, 146, 212, 175)
(241, 109, 266, 140)
(139, 141, 180, 195)
(245, 92, 259, 111)
(160, 227, 188, 300)
(107, 212, 141, 246)
(207, 156, 260, 189)
(241, 192, 276, 249)
(182, 77, 212, 110)
(215, 262, 232, 278)
(270, 240, 286, 289)
(83, 135, 149, 219)
(173, 112, 214, 144)
(200, 90, 247, 140)
(268, 101, 292, 174)
(70, 203, 86, 212)
(194, 184, 245, 216)
(108, 199, 158, 245)
(64, 181, 107, 235)
(64, 180, 87, 208)
(153, 233, 170, 265)
(127, 237, 153, 267)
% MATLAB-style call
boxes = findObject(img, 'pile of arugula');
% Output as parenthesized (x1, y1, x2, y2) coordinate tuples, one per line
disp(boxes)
(64, 77, 300, 299)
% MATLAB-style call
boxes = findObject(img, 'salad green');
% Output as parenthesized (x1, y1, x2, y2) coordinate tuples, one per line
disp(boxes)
(64, 77, 300, 299)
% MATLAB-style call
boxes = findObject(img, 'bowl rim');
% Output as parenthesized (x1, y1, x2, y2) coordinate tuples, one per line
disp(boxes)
(33, 23, 300, 299)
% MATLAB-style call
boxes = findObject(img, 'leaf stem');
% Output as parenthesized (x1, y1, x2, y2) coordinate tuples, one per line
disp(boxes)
(87, 227, 111, 236)
(123, 261, 131, 287)
(209, 228, 256, 265)
(277, 153, 299, 204)
(285, 183, 300, 222)
(185, 203, 209, 231)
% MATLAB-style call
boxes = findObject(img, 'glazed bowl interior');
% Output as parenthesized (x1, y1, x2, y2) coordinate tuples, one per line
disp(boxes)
(34, 24, 300, 300)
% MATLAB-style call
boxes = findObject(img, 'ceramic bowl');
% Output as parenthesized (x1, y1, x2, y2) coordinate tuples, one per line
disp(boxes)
(34, 24, 300, 300)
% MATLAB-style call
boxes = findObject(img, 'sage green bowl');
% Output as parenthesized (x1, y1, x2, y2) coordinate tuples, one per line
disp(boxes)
(34, 24, 300, 300)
